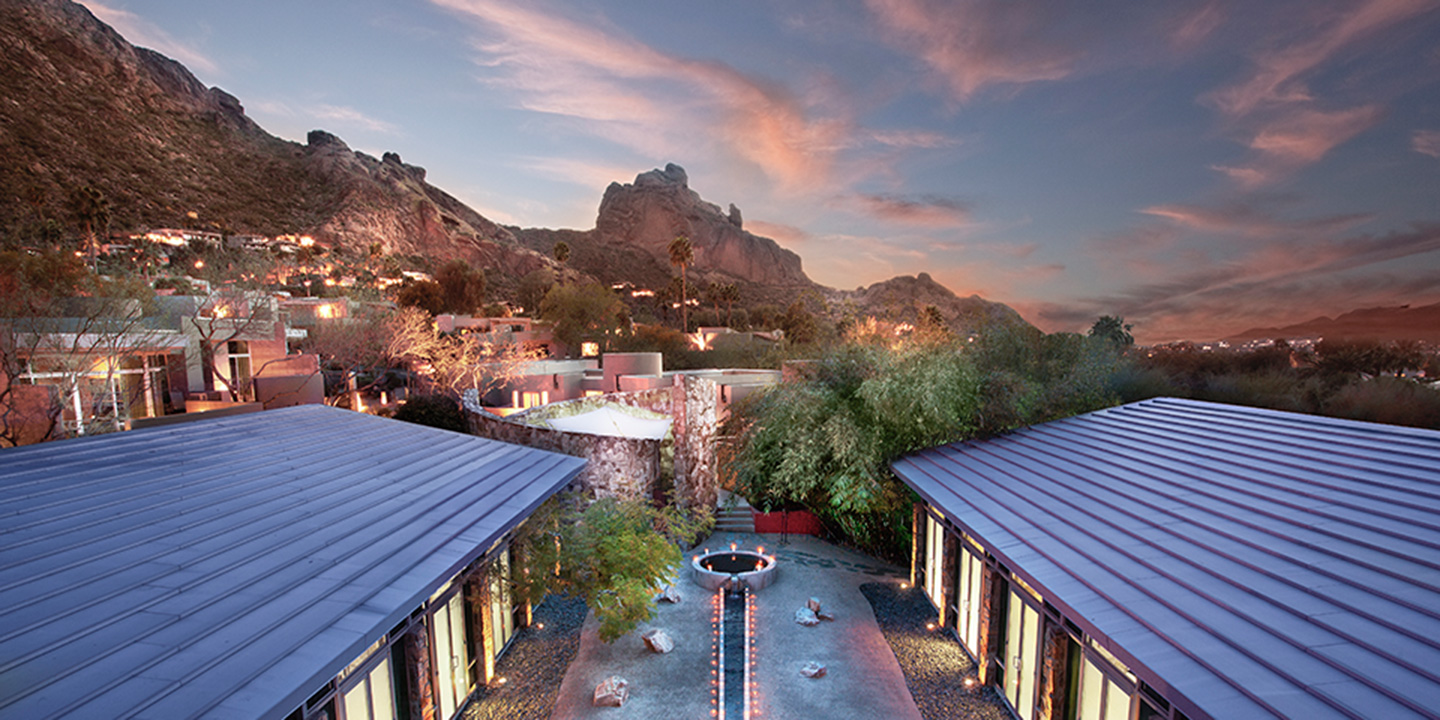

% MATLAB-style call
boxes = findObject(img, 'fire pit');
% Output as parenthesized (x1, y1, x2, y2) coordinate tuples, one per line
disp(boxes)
(691, 547, 778, 592)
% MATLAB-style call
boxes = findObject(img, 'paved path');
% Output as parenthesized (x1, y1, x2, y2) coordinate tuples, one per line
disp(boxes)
(549, 532, 921, 720)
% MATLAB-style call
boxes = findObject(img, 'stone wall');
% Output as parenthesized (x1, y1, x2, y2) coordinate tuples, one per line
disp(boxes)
(465, 407, 661, 500)
(463, 374, 719, 507)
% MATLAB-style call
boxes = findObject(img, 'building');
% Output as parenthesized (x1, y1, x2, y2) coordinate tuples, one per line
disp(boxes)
(0, 405, 585, 719)
(893, 398, 1440, 720)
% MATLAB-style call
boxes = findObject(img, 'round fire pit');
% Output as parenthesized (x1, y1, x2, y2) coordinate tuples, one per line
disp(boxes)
(691, 549, 778, 592)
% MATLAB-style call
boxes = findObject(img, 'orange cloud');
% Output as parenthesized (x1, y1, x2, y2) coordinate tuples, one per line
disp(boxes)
(1139, 201, 1373, 237)
(1215, 105, 1385, 187)
(430, 0, 877, 195)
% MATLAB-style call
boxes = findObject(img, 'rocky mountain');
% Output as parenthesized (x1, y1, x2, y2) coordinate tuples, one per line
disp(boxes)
(845, 272, 1031, 333)
(1224, 302, 1440, 344)
(2, 0, 1032, 334)
(0, 0, 553, 288)
(511, 164, 812, 297)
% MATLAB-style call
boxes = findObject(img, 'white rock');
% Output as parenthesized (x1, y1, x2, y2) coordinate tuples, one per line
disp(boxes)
(657, 584, 683, 604)
(594, 676, 629, 707)
(641, 628, 674, 654)
(794, 607, 820, 626)
(800, 661, 827, 678)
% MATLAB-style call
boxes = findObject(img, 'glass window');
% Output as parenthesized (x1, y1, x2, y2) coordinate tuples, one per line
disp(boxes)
(340, 656, 395, 720)
(1076, 653, 1133, 720)
(433, 591, 472, 720)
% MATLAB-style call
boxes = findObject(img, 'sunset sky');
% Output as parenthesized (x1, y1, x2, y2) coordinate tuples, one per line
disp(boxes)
(80, 0, 1440, 342)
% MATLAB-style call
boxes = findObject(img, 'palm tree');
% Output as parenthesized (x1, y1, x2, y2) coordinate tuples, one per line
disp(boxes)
(721, 283, 739, 327)
(668, 235, 694, 332)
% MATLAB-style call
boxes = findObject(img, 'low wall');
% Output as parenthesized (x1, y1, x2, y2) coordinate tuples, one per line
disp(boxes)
(465, 401, 661, 500)
(752, 509, 825, 536)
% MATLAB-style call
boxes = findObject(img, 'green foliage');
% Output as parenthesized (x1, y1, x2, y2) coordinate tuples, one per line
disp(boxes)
(1088, 315, 1134, 349)
(539, 281, 625, 352)
(512, 495, 712, 642)
(725, 344, 983, 559)
(434, 259, 486, 315)
(515, 268, 556, 316)
(781, 300, 819, 344)
(391, 394, 467, 432)
(552, 241, 570, 264)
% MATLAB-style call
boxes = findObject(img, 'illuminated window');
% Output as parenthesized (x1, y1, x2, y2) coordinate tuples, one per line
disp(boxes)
(518, 391, 549, 408)
(317, 304, 335, 319)
(1077, 653, 1131, 720)
(580, 341, 600, 357)
(341, 655, 395, 720)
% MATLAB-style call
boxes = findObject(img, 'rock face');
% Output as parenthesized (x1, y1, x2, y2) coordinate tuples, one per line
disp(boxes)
(0, 0, 552, 292)
(641, 628, 674, 654)
(592, 164, 812, 287)
(593, 676, 629, 707)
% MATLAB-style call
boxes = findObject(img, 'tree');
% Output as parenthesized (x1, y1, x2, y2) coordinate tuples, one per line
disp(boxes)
(1089, 315, 1134, 350)
(395, 279, 445, 316)
(720, 283, 740, 327)
(668, 235, 693, 332)
(392, 393, 467, 432)
(512, 494, 712, 642)
(781, 300, 819, 344)
(434, 259, 486, 315)
(539, 282, 625, 353)
(515, 268, 556, 316)
(1, 252, 163, 445)
(385, 306, 537, 398)
(71, 186, 110, 268)
(552, 241, 571, 264)
(724, 344, 981, 559)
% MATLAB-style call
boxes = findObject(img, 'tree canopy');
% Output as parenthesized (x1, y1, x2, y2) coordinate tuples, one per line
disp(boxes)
(539, 281, 625, 353)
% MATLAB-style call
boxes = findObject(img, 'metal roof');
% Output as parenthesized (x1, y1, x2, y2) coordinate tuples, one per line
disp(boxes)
(891, 397, 1440, 720)
(0, 405, 585, 720)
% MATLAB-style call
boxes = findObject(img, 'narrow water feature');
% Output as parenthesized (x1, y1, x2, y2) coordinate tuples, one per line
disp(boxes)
(720, 587, 748, 719)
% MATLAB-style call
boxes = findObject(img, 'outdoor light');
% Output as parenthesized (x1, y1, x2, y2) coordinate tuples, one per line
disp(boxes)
(926, 622, 936, 631)
(900, 582, 909, 589)
(536, 623, 545, 630)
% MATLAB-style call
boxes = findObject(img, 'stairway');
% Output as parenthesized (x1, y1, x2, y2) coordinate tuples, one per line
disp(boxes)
(714, 490, 755, 533)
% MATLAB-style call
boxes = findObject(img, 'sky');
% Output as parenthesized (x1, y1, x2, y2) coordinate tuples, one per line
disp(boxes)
(79, 0, 1440, 342)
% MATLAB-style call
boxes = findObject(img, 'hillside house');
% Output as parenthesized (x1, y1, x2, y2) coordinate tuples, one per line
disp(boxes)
(894, 398, 1440, 720)
(0, 405, 585, 719)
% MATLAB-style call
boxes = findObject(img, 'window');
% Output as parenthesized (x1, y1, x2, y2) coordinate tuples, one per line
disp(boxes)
(432, 591, 472, 720)
(340, 656, 395, 720)
(227, 340, 251, 389)
(1076, 653, 1132, 720)
(1004, 589, 1042, 720)
(924, 514, 945, 615)
(957, 547, 984, 658)
(489, 549, 516, 663)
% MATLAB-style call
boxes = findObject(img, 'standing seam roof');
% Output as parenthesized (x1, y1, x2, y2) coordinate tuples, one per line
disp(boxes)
(891, 397, 1440, 720)
(0, 404, 585, 719)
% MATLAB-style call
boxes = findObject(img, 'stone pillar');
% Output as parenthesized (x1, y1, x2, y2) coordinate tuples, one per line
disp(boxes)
(474, 573, 496, 684)
(404, 625, 436, 720)
(1038, 621, 1071, 720)
(910, 503, 924, 587)
(977, 565, 1000, 686)
(670, 374, 719, 508)
(942, 531, 960, 629)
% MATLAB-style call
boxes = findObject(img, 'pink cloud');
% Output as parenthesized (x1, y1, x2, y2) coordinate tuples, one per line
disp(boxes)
(432, 0, 929, 196)
(1138, 201, 1373, 237)
(1169, 1, 1226, 52)
(746, 220, 814, 246)
(1207, 0, 1435, 118)
(863, 0, 1079, 101)
(845, 194, 972, 227)
(1215, 105, 1385, 187)
(1414, 129, 1440, 158)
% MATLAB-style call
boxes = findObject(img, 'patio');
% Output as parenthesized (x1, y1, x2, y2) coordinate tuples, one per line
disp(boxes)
(466, 531, 1014, 720)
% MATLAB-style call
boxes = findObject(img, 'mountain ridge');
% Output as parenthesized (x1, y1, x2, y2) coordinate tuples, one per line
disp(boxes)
(1223, 302, 1440, 344)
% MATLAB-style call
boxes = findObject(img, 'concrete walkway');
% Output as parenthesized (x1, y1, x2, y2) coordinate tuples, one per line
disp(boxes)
(549, 532, 922, 720)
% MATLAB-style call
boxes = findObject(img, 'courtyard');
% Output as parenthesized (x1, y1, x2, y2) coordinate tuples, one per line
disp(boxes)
(464, 531, 1015, 720)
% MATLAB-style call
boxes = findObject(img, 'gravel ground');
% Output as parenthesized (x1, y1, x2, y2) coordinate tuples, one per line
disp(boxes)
(860, 582, 1016, 720)
(462, 595, 588, 720)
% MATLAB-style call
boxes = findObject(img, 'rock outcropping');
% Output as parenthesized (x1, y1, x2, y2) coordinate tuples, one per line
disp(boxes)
(848, 273, 1031, 335)
(593, 164, 810, 287)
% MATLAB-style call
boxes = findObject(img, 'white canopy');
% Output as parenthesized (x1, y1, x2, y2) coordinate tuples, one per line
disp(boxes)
(544, 406, 672, 440)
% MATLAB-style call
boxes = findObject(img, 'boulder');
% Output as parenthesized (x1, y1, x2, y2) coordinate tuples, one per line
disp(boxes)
(593, 676, 629, 707)
(641, 628, 674, 654)
(657, 584, 683, 604)
(794, 607, 820, 626)
(800, 661, 827, 678)
(807, 597, 822, 613)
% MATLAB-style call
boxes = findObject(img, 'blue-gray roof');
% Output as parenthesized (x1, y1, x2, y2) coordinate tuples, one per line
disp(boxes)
(891, 397, 1440, 720)
(0, 405, 585, 720)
